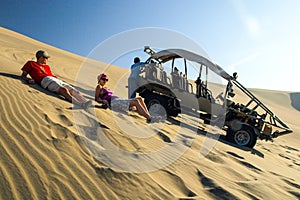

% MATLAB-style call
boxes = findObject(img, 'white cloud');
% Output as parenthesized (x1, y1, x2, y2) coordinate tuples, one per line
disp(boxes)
(245, 16, 260, 37)
(230, 0, 261, 37)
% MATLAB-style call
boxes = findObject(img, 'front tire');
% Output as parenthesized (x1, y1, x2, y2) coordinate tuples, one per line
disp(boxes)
(226, 125, 257, 148)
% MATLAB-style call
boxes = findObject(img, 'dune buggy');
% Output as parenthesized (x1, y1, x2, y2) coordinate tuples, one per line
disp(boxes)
(128, 46, 292, 148)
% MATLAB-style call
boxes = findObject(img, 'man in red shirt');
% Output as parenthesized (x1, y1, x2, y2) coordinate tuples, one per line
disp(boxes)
(21, 50, 92, 109)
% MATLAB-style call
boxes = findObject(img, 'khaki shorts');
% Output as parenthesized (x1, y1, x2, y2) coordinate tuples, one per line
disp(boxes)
(111, 98, 131, 112)
(41, 76, 74, 93)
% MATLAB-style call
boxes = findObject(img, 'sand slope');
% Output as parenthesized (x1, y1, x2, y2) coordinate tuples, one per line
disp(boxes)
(1, 26, 300, 200)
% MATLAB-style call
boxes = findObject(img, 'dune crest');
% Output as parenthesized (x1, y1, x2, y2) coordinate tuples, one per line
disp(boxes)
(1, 26, 300, 199)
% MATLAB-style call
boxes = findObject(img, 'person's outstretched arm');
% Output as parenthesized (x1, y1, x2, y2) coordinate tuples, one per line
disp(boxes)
(95, 85, 102, 102)
(21, 71, 35, 84)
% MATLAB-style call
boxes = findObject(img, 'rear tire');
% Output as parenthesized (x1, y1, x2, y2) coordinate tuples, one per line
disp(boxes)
(145, 94, 167, 116)
(226, 125, 257, 148)
(144, 93, 179, 117)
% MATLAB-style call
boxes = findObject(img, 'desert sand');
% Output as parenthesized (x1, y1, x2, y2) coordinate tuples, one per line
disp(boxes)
(0, 26, 300, 200)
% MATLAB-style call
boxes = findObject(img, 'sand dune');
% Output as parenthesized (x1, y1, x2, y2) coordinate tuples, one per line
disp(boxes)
(1, 26, 300, 199)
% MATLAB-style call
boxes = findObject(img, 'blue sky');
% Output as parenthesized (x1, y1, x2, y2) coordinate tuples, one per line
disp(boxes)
(1, 0, 300, 91)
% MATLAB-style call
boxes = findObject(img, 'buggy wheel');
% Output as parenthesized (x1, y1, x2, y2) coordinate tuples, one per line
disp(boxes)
(226, 125, 257, 148)
(145, 95, 167, 117)
(145, 94, 179, 117)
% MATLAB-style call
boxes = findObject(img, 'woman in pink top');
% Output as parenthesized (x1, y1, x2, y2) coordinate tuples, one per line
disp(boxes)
(95, 73, 159, 123)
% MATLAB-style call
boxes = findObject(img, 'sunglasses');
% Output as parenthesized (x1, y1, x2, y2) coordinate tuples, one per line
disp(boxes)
(101, 78, 108, 82)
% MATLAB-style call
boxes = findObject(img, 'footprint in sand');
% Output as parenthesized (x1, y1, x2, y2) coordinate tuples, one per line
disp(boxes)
(28, 89, 39, 93)
(238, 160, 262, 172)
(281, 145, 299, 152)
(204, 152, 225, 164)
(197, 169, 238, 199)
(279, 153, 291, 160)
(150, 170, 197, 198)
(226, 151, 245, 159)
(283, 179, 300, 199)
(157, 131, 172, 143)
(59, 114, 73, 126)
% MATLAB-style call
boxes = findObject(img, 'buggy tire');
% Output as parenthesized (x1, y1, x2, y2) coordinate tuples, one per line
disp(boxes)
(226, 125, 257, 148)
(145, 94, 168, 116)
(144, 93, 179, 117)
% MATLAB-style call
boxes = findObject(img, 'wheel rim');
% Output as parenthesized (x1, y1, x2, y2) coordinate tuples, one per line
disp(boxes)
(149, 103, 161, 114)
(148, 99, 160, 107)
(234, 130, 251, 146)
(148, 99, 166, 116)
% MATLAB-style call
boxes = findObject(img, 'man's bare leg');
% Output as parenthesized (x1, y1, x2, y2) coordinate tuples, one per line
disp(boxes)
(69, 88, 88, 103)
(58, 87, 82, 105)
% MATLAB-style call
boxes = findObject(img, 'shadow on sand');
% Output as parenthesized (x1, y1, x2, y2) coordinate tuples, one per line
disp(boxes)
(0, 72, 21, 80)
(167, 116, 265, 158)
(0, 72, 94, 102)
(0, 72, 68, 101)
